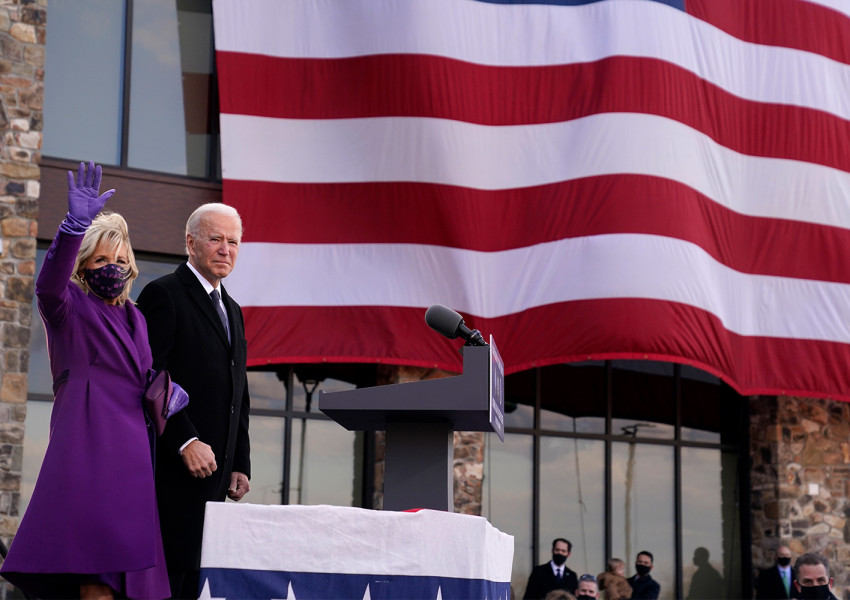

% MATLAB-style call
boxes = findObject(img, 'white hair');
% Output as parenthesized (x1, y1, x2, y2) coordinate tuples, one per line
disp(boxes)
(184, 203, 243, 254)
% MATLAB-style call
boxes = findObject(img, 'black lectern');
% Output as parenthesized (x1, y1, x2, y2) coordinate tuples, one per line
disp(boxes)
(319, 338, 504, 511)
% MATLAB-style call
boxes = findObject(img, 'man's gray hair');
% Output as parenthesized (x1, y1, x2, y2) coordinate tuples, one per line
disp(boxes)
(795, 552, 829, 576)
(185, 203, 243, 255)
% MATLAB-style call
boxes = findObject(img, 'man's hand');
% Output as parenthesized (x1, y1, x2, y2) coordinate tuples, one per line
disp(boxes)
(181, 439, 217, 478)
(227, 471, 250, 501)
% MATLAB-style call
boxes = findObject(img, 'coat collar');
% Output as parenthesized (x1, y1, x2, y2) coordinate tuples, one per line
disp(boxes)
(177, 262, 233, 351)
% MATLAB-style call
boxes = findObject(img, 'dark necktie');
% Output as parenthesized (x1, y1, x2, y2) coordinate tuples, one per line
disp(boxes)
(556, 568, 562, 580)
(210, 289, 230, 343)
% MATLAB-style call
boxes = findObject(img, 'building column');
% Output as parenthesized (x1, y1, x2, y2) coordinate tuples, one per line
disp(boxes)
(750, 395, 850, 595)
(0, 1, 44, 597)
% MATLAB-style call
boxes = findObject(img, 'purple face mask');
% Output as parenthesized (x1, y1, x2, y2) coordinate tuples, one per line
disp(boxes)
(83, 263, 129, 300)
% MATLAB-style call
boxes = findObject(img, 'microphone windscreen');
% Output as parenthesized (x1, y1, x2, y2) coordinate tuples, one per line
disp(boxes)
(425, 304, 463, 339)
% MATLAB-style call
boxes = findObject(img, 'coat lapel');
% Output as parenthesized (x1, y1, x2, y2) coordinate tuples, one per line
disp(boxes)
(91, 299, 145, 379)
(220, 285, 238, 358)
(177, 263, 232, 349)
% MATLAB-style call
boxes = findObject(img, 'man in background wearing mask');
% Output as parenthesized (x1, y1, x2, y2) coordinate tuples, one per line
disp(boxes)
(756, 545, 795, 599)
(628, 551, 660, 599)
(575, 574, 599, 599)
(793, 553, 837, 600)
(523, 538, 578, 599)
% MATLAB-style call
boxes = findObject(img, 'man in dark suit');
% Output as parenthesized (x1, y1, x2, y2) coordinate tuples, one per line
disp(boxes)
(522, 538, 578, 599)
(137, 203, 251, 599)
(756, 545, 795, 599)
(628, 550, 661, 599)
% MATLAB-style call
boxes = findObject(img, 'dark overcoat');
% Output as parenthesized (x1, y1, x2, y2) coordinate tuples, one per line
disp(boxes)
(755, 565, 795, 599)
(0, 229, 169, 599)
(522, 562, 577, 599)
(136, 262, 250, 571)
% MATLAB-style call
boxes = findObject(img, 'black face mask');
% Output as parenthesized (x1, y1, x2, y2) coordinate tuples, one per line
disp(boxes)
(552, 553, 567, 566)
(576, 596, 594, 600)
(635, 564, 651, 577)
(777, 557, 792, 567)
(798, 584, 831, 600)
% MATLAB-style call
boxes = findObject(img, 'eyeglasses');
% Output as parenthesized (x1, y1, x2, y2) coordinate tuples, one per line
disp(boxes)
(579, 574, 598, 583)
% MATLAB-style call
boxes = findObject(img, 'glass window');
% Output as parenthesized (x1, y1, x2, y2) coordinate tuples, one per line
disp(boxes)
(482, 432, 533, 598)
(612, 442, 675, 599)
(128, 0, 216, 177)
(540, 362, 606, 434)
(612, 360, 675, 440)
(539, 437, 605, 575)
(43, 0, 125, 164)
(247, 370, 287, 411)
(43, 0, 219, 178)
(243, 414, 284, 505)
(289, 419, 357, 506)
(681, 366, 746, 444)
(291, 374, 353, 413)
(19, 401, 50, 516)
(681, 448, 742, 598)
(504, 369, 534, 429)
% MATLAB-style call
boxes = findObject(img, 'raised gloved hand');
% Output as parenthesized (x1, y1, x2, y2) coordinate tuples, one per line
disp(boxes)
(66, 161, 115, 228)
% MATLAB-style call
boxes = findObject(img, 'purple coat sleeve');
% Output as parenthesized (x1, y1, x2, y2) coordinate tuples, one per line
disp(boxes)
(36, 227, 84, 328)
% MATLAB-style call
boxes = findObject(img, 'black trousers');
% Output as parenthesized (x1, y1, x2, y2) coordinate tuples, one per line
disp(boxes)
(167, 569, 200, 600)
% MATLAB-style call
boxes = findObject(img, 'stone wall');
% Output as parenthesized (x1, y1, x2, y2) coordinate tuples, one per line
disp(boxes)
(0, 0, 43, 594)
(751, 395, 850, 597)
(373, 365, 485, 514)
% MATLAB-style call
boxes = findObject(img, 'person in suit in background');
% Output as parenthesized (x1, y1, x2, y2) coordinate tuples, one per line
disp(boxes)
(628, 550, 661, 600)
(756, 545, 795, 600)
(137, 203, 251, 599)
(523, 538, 578, 599)
(793, 553, 837, 600)
(0, 163, 169, 599)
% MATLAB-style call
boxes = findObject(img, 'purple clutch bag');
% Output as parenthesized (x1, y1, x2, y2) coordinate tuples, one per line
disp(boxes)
(144, 369, 190, 436)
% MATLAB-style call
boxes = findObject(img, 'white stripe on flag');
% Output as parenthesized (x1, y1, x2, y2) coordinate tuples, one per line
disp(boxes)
(221, 112, 850, 230)
(212, 0, 850, 119)
(225, 234, 850, 344)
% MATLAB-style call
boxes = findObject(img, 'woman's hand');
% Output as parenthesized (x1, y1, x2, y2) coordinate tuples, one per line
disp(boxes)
(67, 161, 115, 226)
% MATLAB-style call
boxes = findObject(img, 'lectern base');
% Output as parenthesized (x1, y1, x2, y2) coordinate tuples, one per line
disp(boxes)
(383, 421, 453, 511)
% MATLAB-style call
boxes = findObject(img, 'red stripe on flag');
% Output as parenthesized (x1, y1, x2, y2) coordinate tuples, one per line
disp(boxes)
(243, 300, 850, 402)
(687, 0, 850, 66)
(229, 176, 850, 284)
(217, 52, 850, 172)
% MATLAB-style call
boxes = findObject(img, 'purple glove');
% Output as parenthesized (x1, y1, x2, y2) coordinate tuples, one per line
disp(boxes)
(66, 161, 115, 228)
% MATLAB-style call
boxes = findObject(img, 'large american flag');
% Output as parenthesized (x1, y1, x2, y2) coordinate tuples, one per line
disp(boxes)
(213, 0, 850, 401)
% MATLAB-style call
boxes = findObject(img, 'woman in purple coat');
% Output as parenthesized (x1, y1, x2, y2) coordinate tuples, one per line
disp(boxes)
(0, 163, 169, 599)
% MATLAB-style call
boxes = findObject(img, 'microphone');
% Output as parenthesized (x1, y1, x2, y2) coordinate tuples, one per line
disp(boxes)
(424, 304, 488, 347)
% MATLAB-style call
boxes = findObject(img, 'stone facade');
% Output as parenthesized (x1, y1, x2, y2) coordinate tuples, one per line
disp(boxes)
(0, 0, 44, 592)
(373, 364, 485, 514)
(751, 395, 850, 596)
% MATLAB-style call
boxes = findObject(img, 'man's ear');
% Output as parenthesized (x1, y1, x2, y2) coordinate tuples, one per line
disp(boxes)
(794, 582, 801, 593)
